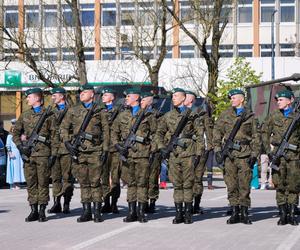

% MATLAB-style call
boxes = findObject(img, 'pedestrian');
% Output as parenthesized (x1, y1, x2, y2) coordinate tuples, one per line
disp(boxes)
(262, 89, 300, 225)
(6, 119, 25, 189)
(213, 88, 260, 224)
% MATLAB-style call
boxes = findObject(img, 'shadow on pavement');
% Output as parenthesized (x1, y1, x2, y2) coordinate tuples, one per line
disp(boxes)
(0, 209, 10, 214)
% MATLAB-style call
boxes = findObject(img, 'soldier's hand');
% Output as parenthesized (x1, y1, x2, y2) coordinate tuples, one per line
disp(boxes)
(215, 151, 223, 165)
(64, 141, 78, 156)
(115, 143, 127, 156)
(268, 153, 280, 166)
(48, 155, 57, 168)
(160, 148, 169, 160)
(101, 151, 108, 163)
(17, 145, 30, 157)
(247, 156, 257, 169)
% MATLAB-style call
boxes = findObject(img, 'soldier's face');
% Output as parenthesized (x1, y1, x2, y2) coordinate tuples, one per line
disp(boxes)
(126, 94, 140, 106)
(80, 90, 94, 103)
(26, 94, 41, 106)
(183, 94, 195, 107)
(141, 96, 153, 109)
(172, 92, 186, 107)
(230, 94, 244, 108)
(277, 97, 293, 110)
(102, 93, 115, 104)
(51, 93, 64, 104)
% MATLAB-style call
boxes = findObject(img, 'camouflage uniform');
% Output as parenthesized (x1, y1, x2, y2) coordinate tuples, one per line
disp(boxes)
(49, 104, 73, 213)
(262, 108, 300, 225)
(61, 102, 109, 222)
(155, 107, 205, 223)
(111, 107, 154, 222)
(213, 106, 260, 223)
(13, 105, 53, 221)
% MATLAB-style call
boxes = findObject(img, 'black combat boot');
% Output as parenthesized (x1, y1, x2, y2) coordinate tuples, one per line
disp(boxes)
(111, 187, 120, 214)
(93, 202, 104, 223)
(294, 206, 300, 215)
(62, 195, 72, 214)
(277, 204, 288, 225)
(193, 195, 204, 214)
(184, 202, 193, 224)
(288, 204, 299, 226)
(148, 199, 156, 214)
(227, 206, 240, 224)
(77, 203, 93, 223)
(38, 204, 48, 222)
(101, 195, 112, 213)
(47, 196, 62, 213)
(25, 204, 39, 222)
(240, 206, 252, 225)
(172, 203, 184, 224)
(138, 202, 148, 223)
(123, 202, 138, 223)
(226, 206, 233, 216)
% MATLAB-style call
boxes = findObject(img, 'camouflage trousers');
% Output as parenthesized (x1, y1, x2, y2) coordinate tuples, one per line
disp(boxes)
(73, 151, 103, 203)
(169, 155, 194, 203)
(193, 155, 207, 196)
(101, 151, 121, 199)
(223, 157, 252, 207)
(24, 156, 50, 205)
(125, 157, 150, 203)
(51, 154, 73, 198)
(272, 158, 300, 205)
(148, 153, 161, 201)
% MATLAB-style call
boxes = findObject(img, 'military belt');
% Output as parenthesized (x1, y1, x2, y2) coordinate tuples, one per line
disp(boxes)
(233, 140, 250, 146)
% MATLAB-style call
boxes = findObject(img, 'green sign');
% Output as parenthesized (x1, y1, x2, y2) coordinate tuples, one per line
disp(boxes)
(5, 70, 22, 85)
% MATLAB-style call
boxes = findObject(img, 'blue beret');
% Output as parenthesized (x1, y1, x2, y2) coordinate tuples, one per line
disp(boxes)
(25, 88, 43, 97)
(275, 89, 294, 100)
(228, 88, 245, 99)
(50, 87, 66, 94)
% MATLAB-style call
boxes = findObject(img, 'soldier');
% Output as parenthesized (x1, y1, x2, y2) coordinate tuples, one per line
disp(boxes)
(183, 90, 214, 214)
(140, 92, 161, 213)
(48, 87, 73, 214)
(13, 88, 53, 222)
(111, 88, 153, 223)
(213, 89, 260, 225)
(61, 84, 109, 223)
(100, 87, 122, 214)
(262, 89, 300, 225)
(155, 88, 205, 224)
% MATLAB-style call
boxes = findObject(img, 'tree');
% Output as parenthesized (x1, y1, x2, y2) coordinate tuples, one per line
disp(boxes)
(163, 0, 232, 99)
(209, 57, 262, 118)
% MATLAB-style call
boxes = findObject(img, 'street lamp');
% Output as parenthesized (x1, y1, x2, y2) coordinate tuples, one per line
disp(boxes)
(271, 9, 277, 80)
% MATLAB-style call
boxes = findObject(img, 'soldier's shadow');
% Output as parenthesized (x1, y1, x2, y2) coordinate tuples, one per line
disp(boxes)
(0, 209, 10, 214)
(248, 206, 279, 222)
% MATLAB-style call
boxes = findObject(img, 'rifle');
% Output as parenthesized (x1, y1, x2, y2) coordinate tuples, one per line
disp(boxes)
(215, 110, 254, 166)
(67, 102, 98, 161)
(108, 99, 125, 125)
(269, 102, 300, 171)
(20, 105, 52, 161)
(155, 98, 167, 118)
(115, 107, 148, 162)
(161, 108, 192, 165)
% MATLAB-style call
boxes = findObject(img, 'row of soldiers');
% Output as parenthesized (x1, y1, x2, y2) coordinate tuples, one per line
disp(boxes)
(13, 84, 300, 226)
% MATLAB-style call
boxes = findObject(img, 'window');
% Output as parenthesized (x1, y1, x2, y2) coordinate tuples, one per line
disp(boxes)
(44, 5, 57, 28)
(180, 45, 195, 58)
(238, 44, 252, 57)
(238, 0, 252, 23)
(260, 44, 272, 57)
(221, 7, 233, 23)
(161, 46, 173, 58)
(181, 1, 194, 24)
(84, 47, 95, 60)
(219, 45, 233, 57)
(261, 0, 275, 23)
(62, 5, 74, 27)
(121, 47, 134, 60)
(281, 0, 295, 23)
(25, 5, 39, 28)
(280, 43, 295, 56)
(81, 4, 95, 27)
(139, 2, 154, 26)
(102, 3, 116, 26)
(102, 47, 116, 60)
(43, 48, 57, 61)
(121, 3, 135, 26)
(5, 6, 18, 28)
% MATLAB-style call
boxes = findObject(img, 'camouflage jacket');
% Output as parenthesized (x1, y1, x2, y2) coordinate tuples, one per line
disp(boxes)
(213, 106, 260, 158)
(262, 109, 300, 160)
(155, 107, 205, 157)
(50, 105, 70, 155)
(111, 107, 155, 158)
(13, 106, 53, 157)
(60, 102, 109, 153)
